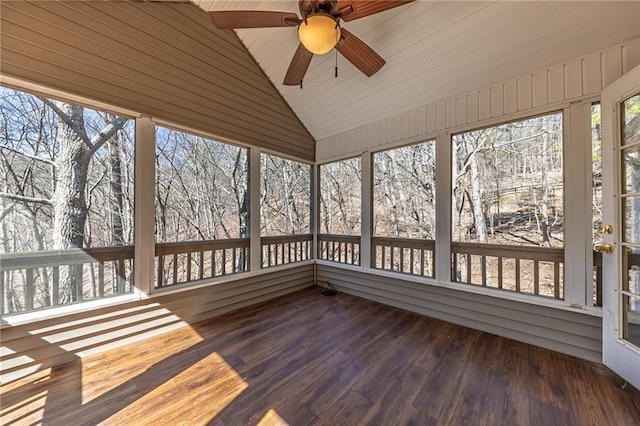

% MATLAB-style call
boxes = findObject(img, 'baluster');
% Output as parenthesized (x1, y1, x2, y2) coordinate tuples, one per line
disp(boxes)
(466, 254, 472, 283)
(53, 266, 60, 305)
(497, 257, 503, 289)
(99, 262, 105, 297)
(25, 268, 34, 311)
(533, 260, 540, 295)
(199, 251, 204, 280)
(75, 264, 83, 301)
(157, 255, 164, 287)
(481, 255, 487, 286)
(400, 247, 405, 273)
(554, 261, 560, 299)
(355, 243, 360, 265)
(222, 248, 227, 275)
(211, 250, 215, 277)
(431, 247, 435, 278)
(452, 253, 458, 282)
(173, 254, 178, 284)
(233, 247, 237, 273)
(515, 259, 521, 292)
(420, 249, 425, 276)
(391, 246, 396, 271)
(118, 259, 125, 293)
(186, 252, 192, 281)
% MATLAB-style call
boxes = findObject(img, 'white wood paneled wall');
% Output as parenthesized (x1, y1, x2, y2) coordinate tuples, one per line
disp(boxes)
(317, 38, 640, 162)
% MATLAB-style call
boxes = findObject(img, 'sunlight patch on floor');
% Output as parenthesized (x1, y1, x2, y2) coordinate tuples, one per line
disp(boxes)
(100, 352, 247, 425)
(81, 326, 203, 404)
(257, 408, 290, 426)
(0, 389, 48, 425)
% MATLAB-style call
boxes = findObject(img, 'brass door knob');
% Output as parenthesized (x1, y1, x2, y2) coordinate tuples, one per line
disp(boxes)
(594, 243, 614, 254)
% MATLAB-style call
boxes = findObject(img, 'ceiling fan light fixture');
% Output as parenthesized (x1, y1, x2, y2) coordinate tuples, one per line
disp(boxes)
(298, 13, 341, 55)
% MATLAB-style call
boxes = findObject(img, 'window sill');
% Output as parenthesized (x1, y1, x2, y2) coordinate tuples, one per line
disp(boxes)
(0, 292, 143, 328)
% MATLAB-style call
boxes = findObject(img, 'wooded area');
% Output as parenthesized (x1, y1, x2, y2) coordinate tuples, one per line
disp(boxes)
(373, 141, 436, 239)
(0, 87, 313, 313)
(1, 87, 135, 310)
(1, 84, 638, 314)
(453, 113, 564, 248)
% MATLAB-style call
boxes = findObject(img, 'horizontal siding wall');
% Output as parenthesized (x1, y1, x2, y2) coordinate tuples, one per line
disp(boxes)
(317, 37, 640, 161)
(0, 1, 315, 161)
(1, 265, 313, 384)
(317, 265, 602, 363)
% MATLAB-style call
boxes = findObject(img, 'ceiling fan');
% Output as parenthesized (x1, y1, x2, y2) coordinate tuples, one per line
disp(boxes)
(208, 0, 414, 86)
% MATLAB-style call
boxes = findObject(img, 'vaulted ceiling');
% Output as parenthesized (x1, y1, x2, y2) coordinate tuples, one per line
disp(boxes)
(196, 1, 640, 142)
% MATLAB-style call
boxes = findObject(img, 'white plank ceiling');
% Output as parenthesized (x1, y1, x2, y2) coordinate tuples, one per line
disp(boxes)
(196, 1, 640, 142)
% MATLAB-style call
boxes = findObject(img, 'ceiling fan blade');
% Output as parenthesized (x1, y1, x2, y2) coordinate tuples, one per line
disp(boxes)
(283, 44, 314, 86)
(336, 28, 385, 77)
(338, 0, 414, 22)
(209, 11, 300, 29)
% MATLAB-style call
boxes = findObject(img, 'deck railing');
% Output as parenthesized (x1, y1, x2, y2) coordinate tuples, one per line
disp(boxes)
(0, 246, 134, 315)
(155, 239, 249, 288)
(2, 239, 620, 315)
(261, 234, 312, 268)
(317, 234, 360, 266)
(452, 242, 564, 299)
(372, 237, 435, 278)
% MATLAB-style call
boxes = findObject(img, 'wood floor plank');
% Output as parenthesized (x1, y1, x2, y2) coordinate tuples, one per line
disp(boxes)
(1, 287, 639, 425)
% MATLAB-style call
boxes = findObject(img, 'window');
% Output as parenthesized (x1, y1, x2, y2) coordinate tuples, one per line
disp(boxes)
(154, 126, 248, 287)
(0, 87, 135, 314)
(372, 141, 436, 276)
(318, 157, 361, 264)
(451, 112, 564, 298)
(260, 153, 312, 267)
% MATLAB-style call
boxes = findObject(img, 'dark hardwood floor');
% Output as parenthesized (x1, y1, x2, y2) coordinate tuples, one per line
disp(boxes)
(2, 286, 639, 425)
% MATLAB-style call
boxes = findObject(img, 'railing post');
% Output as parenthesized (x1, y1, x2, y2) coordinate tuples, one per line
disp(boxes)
(134, 116, 156, 295)
(361, 151, 373, 269)
(564, 102, 591, 306)
(435, 132, 452, 283)
(249, 148, 262, 272)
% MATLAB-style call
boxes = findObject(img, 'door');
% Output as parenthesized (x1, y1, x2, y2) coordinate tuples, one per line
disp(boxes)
(601, 64, 640, 390)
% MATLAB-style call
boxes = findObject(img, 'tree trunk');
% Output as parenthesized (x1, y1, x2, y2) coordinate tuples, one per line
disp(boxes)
(232, 150, 248, 271)
(49, 102, 126, 302)
(108, 130, 125, 246)
(380, 153, 399, 237)
(467, 138, 487, 243)
(539, 118, 552, 247)
(52, 103, 90, 251)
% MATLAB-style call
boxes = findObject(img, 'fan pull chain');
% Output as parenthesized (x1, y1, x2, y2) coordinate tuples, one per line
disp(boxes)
(300, 80, 303, 89)
(335, 49, 338, 78)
